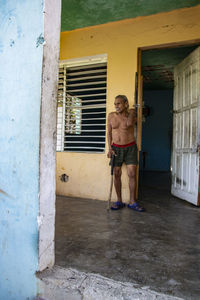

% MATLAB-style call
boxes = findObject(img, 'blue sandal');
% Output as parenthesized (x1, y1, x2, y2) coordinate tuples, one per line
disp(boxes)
(127, 202, 145, 212)
(111, 201, 126, 210)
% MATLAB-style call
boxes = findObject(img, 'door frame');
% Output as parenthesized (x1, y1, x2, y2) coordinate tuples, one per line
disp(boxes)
(38, 0, 61, 271)
(136, 39, 200, 206)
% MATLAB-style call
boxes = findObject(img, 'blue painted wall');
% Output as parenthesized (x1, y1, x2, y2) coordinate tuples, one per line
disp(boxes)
(140, 90, 173, 171)
(0, 1, 44, 299)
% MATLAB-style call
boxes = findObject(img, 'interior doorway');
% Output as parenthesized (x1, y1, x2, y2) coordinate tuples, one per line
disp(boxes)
(139, 43, 200, 203)
(140, 89, 173, 191)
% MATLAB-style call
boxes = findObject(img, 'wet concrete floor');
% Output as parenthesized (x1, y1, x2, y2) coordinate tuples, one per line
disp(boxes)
(55, 172, 200, 299)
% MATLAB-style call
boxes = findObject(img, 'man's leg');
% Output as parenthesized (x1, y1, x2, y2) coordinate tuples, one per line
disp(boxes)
(127, 164, 145, 212)
(114, 166, 122, 202)
(126, 164, 137, 204)
(111, 166, 125, 210)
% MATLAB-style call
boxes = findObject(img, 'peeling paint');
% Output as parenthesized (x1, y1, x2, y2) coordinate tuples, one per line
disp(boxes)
(36, 34, 45, 48)
(9, 39, 14, 47)
(142, 46, 197, 89)
(37, 215, 44, 228)
(0, 188, 9, 197)
(176, 177, 187, 186)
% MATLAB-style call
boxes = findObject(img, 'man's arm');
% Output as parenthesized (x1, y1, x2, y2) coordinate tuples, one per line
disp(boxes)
(127, 108, 137, 127)
(107, 113, 114, 158)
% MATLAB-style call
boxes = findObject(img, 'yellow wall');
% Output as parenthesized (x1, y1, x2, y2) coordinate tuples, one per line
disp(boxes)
(57, 5, 200, 202)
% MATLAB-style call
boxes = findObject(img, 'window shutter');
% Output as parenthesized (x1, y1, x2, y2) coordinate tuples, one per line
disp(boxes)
(56, 66, 66, 151)
(56, 55, 107, 153)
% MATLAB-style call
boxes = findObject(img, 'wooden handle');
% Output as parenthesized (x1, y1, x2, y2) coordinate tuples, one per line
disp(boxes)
(107, 175, 113, 210)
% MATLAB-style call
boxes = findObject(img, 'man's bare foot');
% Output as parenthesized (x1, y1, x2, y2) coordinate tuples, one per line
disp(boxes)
(127, 202, 145, 212)
(111, 201, 125, 210)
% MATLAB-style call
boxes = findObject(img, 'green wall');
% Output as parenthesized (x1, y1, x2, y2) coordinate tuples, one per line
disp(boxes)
(61, 0, 200, 31)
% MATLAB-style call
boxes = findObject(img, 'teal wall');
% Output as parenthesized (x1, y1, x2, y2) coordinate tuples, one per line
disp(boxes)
(142, 46, 198, 90)
(140, 90, 173, 171)
(61, 0, 200, 31)
(0, 0, 44, 299)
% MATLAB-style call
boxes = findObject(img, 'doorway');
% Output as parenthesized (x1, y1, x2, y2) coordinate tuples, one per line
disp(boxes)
(139, 44, 200, 203)
(51, 43, 200, 300)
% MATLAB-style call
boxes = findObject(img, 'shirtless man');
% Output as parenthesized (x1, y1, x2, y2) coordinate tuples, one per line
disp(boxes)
(107, 95, 145, 212)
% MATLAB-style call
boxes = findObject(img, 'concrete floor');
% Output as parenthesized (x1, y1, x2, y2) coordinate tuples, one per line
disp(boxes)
(55, 172, 200, 299)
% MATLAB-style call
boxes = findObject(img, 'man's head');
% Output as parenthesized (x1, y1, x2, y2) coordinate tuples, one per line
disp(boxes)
(114, 95, 129, 113)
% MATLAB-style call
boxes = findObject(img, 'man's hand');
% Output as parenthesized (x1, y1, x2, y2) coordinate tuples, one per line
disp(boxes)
(107, 149, 116, 158)
(128, 108, 137, 117)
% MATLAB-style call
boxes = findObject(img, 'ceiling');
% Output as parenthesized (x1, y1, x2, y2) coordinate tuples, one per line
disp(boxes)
(61, 0, 200, 31)
(142, 45, 199, 90)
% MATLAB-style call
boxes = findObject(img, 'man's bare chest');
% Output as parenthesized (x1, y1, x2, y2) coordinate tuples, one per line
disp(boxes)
(111, 116, 132, 130)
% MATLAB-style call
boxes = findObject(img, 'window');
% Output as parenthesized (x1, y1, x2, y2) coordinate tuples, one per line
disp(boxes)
(56, 54, 107, 153)
(65, 94, 82, 135)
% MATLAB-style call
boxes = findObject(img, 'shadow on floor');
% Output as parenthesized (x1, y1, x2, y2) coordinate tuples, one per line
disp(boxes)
(55, 172, 200, 299)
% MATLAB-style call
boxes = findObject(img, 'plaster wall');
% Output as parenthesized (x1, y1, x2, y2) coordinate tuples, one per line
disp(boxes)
(57, 5, 200, 201)
(0, 1, 43, 298)
(0, 0, 61, 298)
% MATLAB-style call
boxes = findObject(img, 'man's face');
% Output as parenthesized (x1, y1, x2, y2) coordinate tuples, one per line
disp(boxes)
(114, 97, 128, 113)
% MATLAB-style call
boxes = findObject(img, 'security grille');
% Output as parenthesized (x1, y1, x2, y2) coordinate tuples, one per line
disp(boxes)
(56, 56, 107, 153)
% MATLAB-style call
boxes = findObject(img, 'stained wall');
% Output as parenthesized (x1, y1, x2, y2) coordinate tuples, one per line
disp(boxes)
(0, 0, 61, 298)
